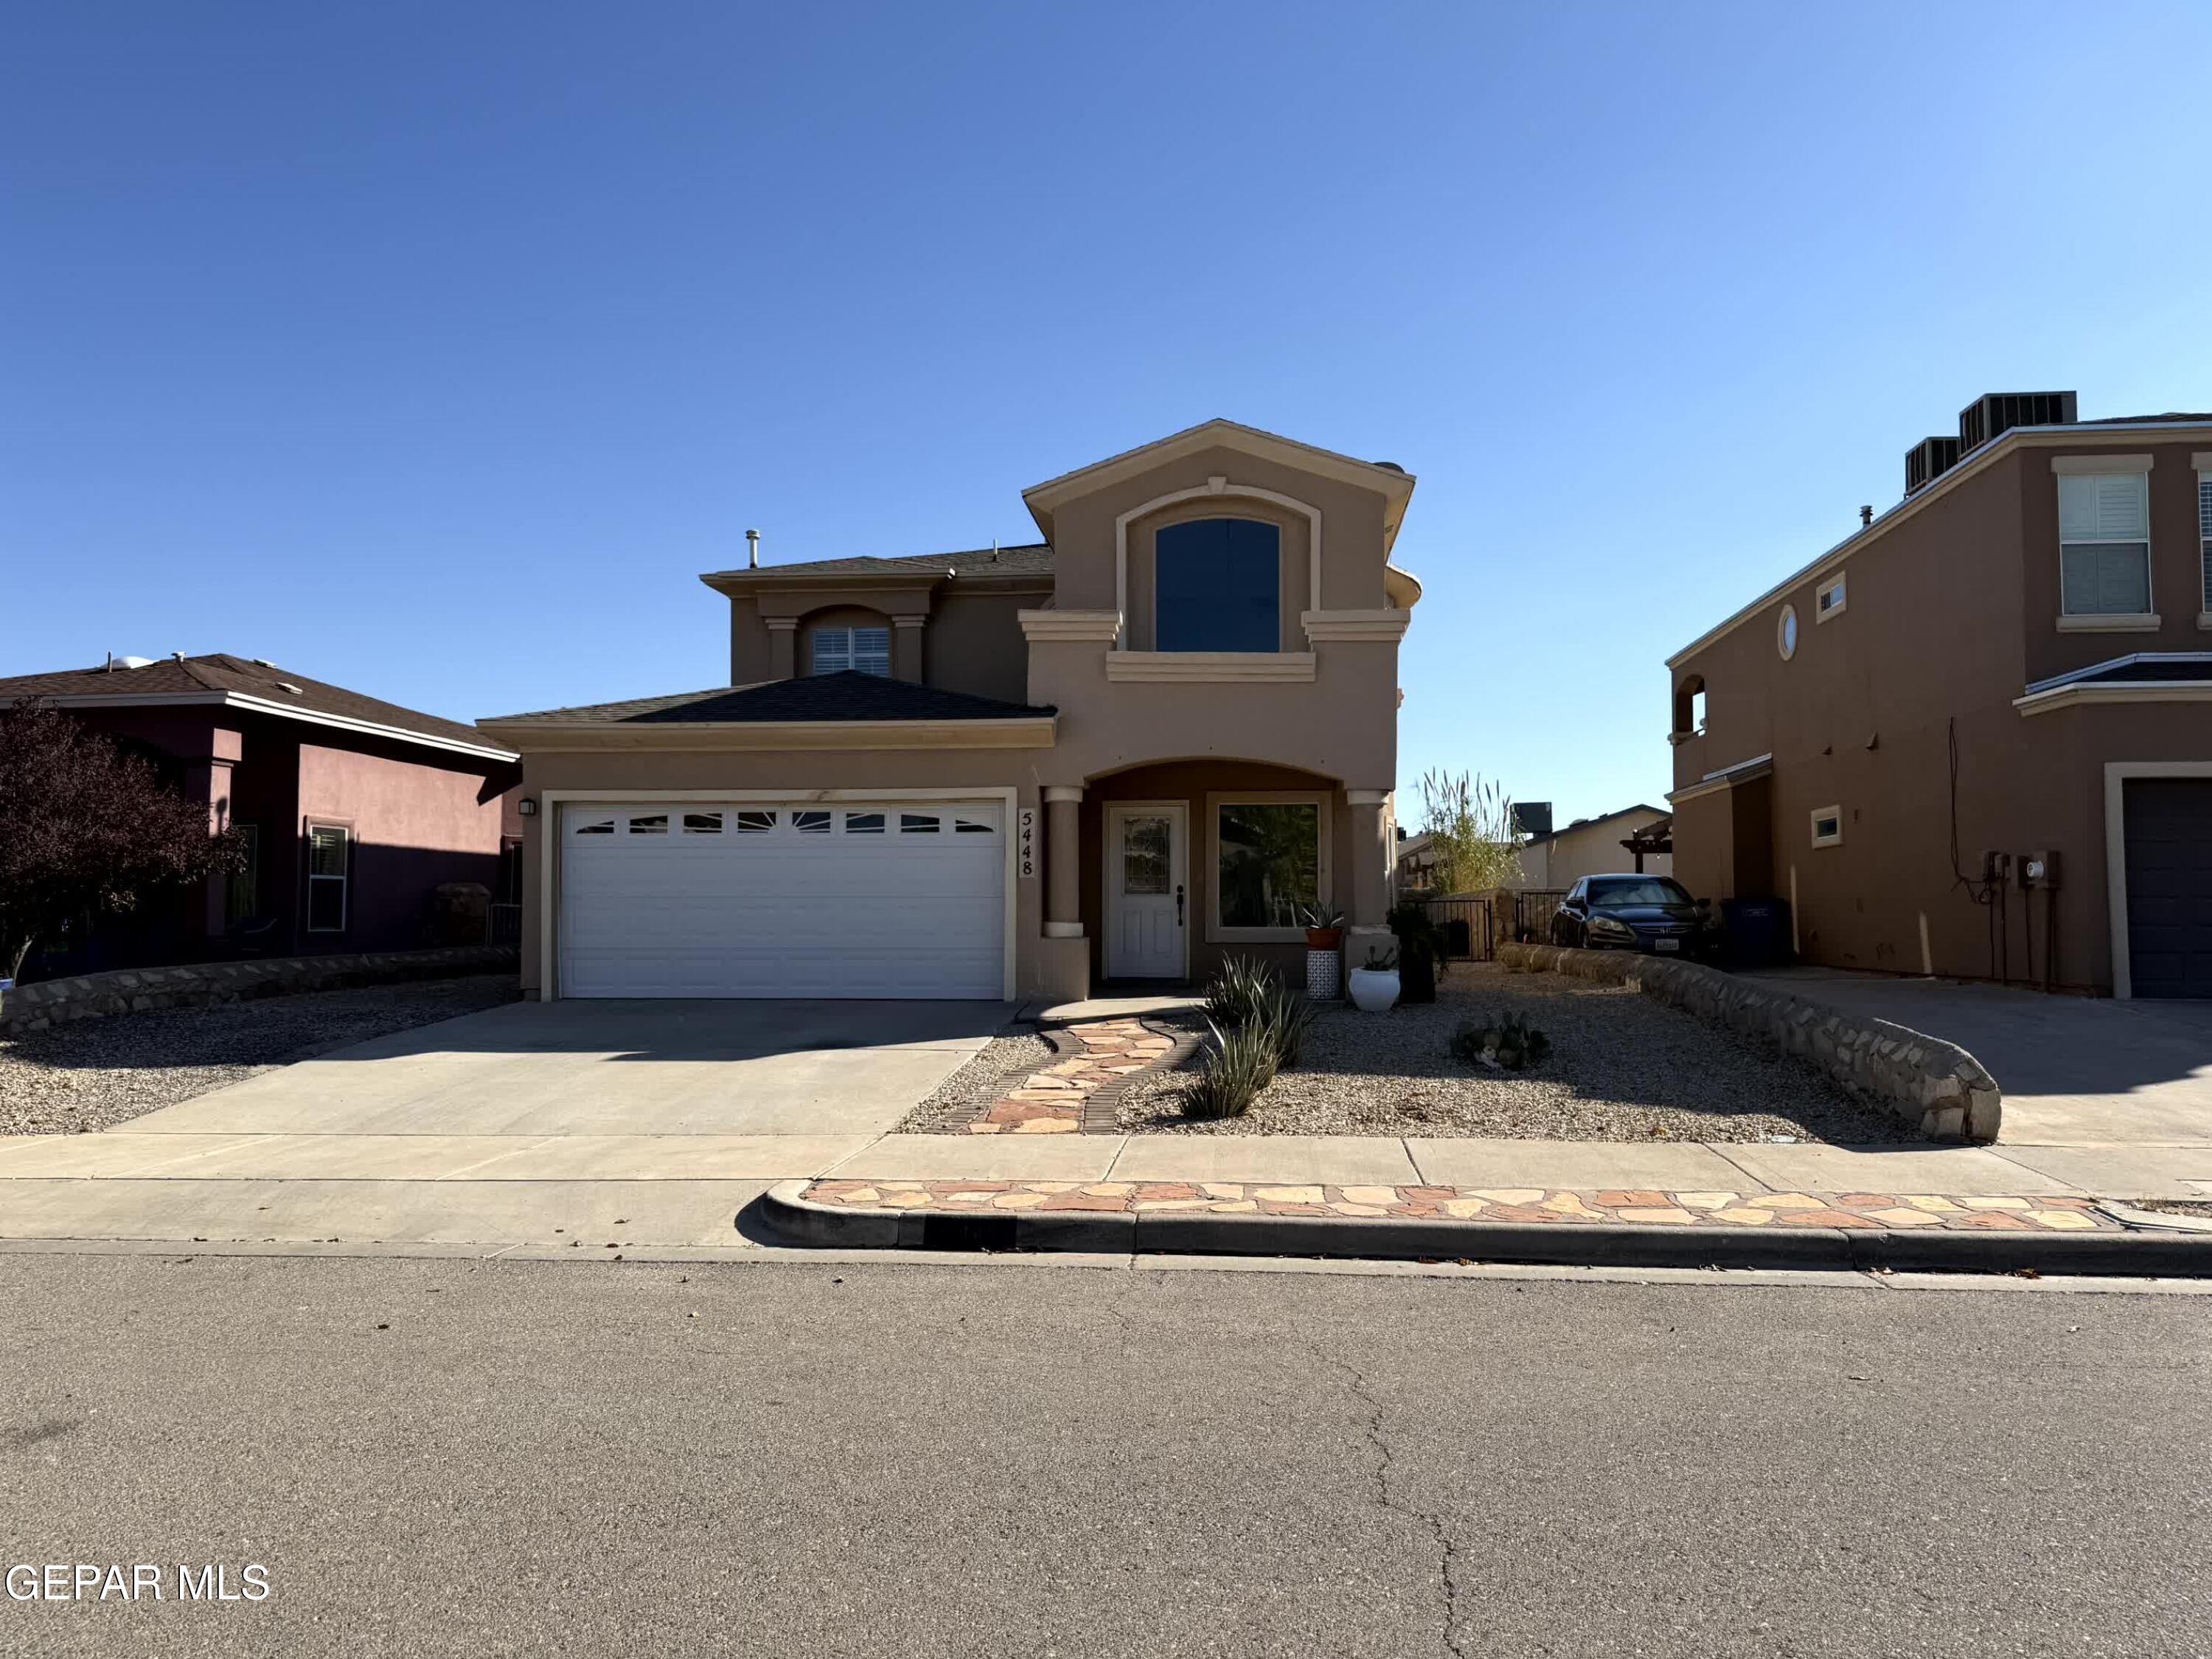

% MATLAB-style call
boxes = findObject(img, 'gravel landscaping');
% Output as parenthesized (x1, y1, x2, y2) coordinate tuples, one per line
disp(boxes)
(1116, 961, 1916, 1143)
(1, 974, 521, 1136)
(897, 1026, 1055, 1133)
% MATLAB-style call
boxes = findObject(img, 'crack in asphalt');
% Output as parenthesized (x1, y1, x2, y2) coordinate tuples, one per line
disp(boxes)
(1309, 1335, 1470, 1659)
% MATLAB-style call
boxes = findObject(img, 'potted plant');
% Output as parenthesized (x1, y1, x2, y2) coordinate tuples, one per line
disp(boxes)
(1298, 905, 1346, 1001)
(1348, 944, 1401, 1013)
(1299, 905, 1345, 951)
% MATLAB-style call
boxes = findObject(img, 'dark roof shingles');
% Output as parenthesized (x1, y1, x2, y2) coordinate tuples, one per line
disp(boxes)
(0, 653, 501, 751)
(702, 543, 1055, 580)
(490, 671, 1054, 726)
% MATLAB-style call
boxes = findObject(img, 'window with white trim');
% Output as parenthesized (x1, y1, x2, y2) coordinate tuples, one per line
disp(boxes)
(2198, 472, 2211, 614)
(1157, 518, 1281, 652)
(1809, 807, 1843, 849)
(2059, 473, 2152, 616)
(813, 627, 891, 676)
(1816, 573, 1846, 621)
(1216, 801, 1319, 929)
(306, 824, 349, 931)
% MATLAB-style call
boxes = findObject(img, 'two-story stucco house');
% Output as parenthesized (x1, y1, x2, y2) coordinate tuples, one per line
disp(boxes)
(479, 421, 1422, 1003)
(1666, 392, 2212, 998)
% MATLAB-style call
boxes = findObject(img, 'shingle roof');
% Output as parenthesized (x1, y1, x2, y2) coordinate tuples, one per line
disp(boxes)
(485, 671, 1055, 725)
(701, 543, 1054, 580)
(0, 653, 505, 754)
(2065, 655, 2212, 686)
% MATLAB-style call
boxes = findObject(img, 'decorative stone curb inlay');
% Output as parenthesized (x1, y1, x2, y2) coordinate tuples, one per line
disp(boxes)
(965, 1019, 1178, 1135)
(800, 1180, 2125, 1232)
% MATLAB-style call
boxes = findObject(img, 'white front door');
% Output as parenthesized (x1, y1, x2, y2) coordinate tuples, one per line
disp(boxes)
(1106, 803, 1186, 980)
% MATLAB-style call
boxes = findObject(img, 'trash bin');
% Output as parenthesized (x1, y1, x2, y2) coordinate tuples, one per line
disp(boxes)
(1721, 897, 1791, 967)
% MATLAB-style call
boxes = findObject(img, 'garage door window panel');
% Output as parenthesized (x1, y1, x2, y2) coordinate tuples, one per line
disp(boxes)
(683, 812, 724, 834)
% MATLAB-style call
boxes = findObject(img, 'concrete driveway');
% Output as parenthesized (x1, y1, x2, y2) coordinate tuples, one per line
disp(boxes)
(0, 1000, 1008, 1247)
(1741, 968, 2212, 1145)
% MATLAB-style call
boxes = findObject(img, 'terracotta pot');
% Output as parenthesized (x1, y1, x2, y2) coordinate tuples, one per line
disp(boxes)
(1304, 928, 1343, 950)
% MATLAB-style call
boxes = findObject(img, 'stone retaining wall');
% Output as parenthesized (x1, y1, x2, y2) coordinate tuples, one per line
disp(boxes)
(1496, 943, 2002, 1143)
(0, 947, 519, 1036)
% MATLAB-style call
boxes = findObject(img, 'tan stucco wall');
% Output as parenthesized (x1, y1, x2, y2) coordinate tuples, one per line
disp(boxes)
(924, 587, 1037, 704)
(1669, 439, 2212, 992)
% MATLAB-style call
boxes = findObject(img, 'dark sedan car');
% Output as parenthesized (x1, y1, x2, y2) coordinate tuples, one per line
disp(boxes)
(1550, 874, 1724, 960)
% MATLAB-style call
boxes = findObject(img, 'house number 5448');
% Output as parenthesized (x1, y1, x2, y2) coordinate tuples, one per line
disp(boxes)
(1017, 809, 1037, 878)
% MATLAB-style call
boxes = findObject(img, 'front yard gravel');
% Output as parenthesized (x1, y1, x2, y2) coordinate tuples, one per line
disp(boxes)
(897, 1027, 1055, 1133)
(1, 975, 521, 1136)
(1116, 961, 1915, 1144)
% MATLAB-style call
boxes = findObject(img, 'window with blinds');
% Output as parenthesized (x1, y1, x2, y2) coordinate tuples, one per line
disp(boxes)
(812, 626, 891, 676)
(2199, 474, 2211, 615)
(306, 824, 349, 932)
(2058, 472, 2152, 616)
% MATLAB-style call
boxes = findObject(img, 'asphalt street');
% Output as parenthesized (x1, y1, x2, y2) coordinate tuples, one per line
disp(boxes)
(1, 1251, 2207, 1658)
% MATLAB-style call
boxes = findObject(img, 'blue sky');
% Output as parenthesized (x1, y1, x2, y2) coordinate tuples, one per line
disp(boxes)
(5, 1, 2208, 828)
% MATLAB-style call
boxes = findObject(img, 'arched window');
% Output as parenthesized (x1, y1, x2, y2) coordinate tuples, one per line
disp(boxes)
(1155, 518, 1280, 653)
(1674, 675, 1707, 737)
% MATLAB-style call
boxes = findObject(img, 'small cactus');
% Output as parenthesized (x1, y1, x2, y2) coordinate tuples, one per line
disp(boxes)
(1451, 1011, 1553, 1071)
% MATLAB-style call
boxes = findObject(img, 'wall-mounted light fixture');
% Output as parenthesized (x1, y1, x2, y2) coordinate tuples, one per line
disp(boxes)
(517, 798, 538, 818)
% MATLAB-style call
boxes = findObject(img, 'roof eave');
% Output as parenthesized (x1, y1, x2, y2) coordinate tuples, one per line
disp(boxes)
(29, 689, 518, 763)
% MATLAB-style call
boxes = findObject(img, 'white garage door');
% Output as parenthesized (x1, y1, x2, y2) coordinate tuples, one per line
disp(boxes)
(558, 802, 1005, 999)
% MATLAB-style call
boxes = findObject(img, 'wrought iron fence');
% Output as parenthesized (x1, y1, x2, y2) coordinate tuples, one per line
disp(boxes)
(1413, 896, 1495, 962)
(488, 903, 522, 947)
(1512, 888, 1568, 945)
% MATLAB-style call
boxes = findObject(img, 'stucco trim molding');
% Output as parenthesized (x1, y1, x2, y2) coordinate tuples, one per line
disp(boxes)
(1666, 752, 1773, 805)
(2103, 761, 2212, 1000)
(481, 717, 1057, 752)
(2056, 613, 2161, 633)
(1102, 653, 1317, 683)
(1300, 609, 1411, 641)
(2015, 682, 2212, 717)
(1114, 479, 1324, 650)
(2050, 453, 2152, 474)
(1018, 609, 1123, 641)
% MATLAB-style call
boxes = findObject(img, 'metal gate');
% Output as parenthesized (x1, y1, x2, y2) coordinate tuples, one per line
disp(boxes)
(1414, 896, 1495, 962)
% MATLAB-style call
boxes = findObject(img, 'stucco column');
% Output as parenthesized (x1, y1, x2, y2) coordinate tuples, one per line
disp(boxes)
(1043, 785, 1084, 938)
(766, 617, 798, 681)
(1346, 789, 1391, 929)
(891, 614, 926, 683)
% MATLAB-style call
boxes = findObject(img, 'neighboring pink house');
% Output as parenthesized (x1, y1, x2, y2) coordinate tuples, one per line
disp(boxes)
(1, 653, 523, 978)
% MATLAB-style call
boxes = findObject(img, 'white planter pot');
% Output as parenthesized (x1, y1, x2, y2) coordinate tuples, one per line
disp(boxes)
(1348, 967, 1400, 1013)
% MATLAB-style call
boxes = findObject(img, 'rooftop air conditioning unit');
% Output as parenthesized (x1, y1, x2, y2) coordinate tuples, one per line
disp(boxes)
(1511, 801, 1553, 840)
(1905, 435, 1962, 496)
(1958, 391, 2077, 453)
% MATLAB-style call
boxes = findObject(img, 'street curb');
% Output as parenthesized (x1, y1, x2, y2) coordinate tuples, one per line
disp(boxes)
(756, 1183, 2212, 1276)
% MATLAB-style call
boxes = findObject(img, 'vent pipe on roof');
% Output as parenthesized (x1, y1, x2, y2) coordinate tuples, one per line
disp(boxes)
(1860, 504, 1873, 529)
(745, 528, 760, 569)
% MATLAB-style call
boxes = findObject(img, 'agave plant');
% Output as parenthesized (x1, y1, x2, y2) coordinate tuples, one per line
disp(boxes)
(1181, 1018, 1281, 1120)
(1203, 955, 1276, 1033)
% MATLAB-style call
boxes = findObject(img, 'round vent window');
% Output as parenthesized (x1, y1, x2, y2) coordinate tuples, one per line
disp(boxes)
(1777, 604, 1799, 661)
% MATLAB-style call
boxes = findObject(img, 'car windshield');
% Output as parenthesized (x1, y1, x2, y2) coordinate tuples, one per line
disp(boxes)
(1588, 877, 1694, 907)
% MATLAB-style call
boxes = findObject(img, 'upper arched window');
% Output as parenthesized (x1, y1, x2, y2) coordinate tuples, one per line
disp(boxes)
(1155, 518, 1281, 653)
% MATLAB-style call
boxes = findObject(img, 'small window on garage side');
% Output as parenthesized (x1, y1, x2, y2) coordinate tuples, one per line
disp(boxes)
(1816, 573, 1846, 622)
(1810, 807, 1843, 849)
(844, 811, 884, 834)
(734, 810, 777, 834)
(900, 812, 941, 833)
(793, 810, 832, 835)
(306, 824, 349, 932)
(572, 817, 616, 836)
(683, 812, 724, 834)
(627, 814, 668, 835)
(953, 815, 995, 835)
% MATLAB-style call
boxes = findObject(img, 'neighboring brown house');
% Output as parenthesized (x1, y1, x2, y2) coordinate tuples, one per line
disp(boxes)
(1666, 392, 2212, 998)
(1509, 804, 1674, 891)
(480, 420, 1424, 1003)
(1, 654, 523, 978)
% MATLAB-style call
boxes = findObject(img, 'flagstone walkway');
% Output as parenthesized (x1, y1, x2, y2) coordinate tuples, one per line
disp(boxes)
(964, 1018, 1179, 1135)
(801, 1178, 2122, 1231)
